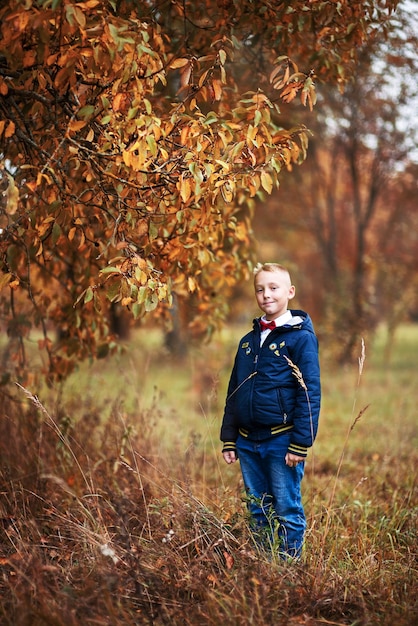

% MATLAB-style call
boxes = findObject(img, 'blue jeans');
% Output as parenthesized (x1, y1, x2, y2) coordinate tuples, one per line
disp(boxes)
(236, 433, 306, 559)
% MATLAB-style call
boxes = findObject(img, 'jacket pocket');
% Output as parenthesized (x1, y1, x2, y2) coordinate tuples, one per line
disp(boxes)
(276, 388, 288, 424)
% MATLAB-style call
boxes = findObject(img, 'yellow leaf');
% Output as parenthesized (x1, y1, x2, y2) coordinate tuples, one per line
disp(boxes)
(134, 268, 147, 285)
(198, 70, 209, 88)
(246, 125, 258, 146)
(188, 276, 197, 292)
(261, 171, 273, 194)
(79, 0, 100, 7)
(6, 174, 19, 215)
(221, 180, 234, 203)
(131, 152, 146, 171)
(180, 177, 191, 203)
(0, 273, 12, 292)
(248, 174, 260, 197)
(36, 172, 52, 185)
(169, 58, 190, 69)
(215, 159, 230, 172)
(122, 151, 132, 167)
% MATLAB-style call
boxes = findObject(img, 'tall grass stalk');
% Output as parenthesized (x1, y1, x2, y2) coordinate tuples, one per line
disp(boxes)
(15, 382, 92, 492)
(313, 338, 368, 578)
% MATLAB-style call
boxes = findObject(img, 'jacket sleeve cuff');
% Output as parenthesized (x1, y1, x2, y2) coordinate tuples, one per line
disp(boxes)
(288, 442, 308, 457)
(222, 441, 237, 453)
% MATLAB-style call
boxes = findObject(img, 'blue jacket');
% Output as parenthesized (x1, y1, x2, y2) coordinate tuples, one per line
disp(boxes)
(220, 310, 321, 457)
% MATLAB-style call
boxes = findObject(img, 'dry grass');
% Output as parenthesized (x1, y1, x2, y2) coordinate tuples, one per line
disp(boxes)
(0, 325, 417, 625)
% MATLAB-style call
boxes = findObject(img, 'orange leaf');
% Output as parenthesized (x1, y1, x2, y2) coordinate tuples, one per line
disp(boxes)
(113, 93, 127, 112)
(223, 551, 234, 570)
(5, 121, 15, 139)
(68, 120, 87, 132)
(25, 181, 37, 193)
(212, 79, 222, 101)
(180, 125, 189, 145)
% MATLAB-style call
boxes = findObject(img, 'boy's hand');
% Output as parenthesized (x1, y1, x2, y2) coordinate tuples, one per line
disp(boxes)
(285, 452, 305, 467)
(222, 450, 237, 464)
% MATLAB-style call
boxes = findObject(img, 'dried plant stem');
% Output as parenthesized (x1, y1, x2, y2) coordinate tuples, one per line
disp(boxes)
(15, 382, 91, 492)
(314, 339, 368, 580)
(117, 411, 153, 540)
(283, 355, 315, 475)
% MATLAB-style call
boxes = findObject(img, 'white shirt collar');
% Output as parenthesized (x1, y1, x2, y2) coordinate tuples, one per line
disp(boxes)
(260, 310, 293, 346)
(261, 310, 292, 327)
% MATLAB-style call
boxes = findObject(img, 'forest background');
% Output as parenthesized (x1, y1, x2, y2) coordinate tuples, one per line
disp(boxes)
(0, 1, 417, 624)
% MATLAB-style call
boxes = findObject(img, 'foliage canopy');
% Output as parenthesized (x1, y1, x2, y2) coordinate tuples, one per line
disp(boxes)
(0, 0, 398, 382)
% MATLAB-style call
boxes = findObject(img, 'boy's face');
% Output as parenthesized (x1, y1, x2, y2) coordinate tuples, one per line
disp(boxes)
(254, 269, 295, 320)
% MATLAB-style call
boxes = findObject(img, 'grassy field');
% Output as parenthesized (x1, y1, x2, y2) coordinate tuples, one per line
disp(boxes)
(0, 323, 416, 625)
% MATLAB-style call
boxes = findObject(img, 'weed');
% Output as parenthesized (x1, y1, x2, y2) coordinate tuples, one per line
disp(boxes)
(0, 325, 416, 625)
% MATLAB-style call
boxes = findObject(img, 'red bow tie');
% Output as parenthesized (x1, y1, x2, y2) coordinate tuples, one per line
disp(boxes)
(260, 319, 276, 331)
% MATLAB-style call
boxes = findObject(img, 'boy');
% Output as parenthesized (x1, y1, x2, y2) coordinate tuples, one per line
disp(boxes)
(220, 262, 321, 559)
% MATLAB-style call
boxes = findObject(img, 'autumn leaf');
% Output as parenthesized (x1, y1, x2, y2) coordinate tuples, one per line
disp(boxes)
(68, 119, 87, 132)
(5, 174, 19, 215)
(260, 170, 273, 194)
(0, 273, 12, 291)
(169, 57, 190, 69)
(223, 551, 234, 570)
(0, 0, 397, 383)
(4, 121, 15, 138)
(0, 78, 8, 95)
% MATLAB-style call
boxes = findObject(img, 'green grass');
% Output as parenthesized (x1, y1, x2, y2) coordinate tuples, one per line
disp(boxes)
(0, 322, 416, 625)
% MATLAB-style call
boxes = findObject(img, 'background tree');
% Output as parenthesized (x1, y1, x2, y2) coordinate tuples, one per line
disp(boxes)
(255, 3, 418, 362)
(373, 161, 418, 361)
(0, 0, 398, 383)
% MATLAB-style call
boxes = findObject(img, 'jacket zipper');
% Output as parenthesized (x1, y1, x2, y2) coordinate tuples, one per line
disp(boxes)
(249, 353, 259, 422)
(277, 388, 288, 424)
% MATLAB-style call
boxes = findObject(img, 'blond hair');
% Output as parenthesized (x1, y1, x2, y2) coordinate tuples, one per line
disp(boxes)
(253, 262, 291, 280)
